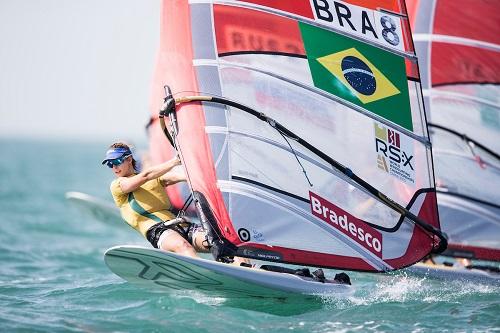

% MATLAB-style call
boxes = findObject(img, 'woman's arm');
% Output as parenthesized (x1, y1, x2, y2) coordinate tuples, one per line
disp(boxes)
(119, 156, 181, 193)
(160, 167, 186, 186)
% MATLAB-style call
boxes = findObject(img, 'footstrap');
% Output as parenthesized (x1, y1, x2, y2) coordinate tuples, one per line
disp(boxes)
(260, 265, 325, 281)
(312, 269, 326, 283)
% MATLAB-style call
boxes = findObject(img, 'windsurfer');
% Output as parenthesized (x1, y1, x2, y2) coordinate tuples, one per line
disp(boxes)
(102, 142, 208, 258)
(102, 142, 253, 266)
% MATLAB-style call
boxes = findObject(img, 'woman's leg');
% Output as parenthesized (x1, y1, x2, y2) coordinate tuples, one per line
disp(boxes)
(158, 230, 199, 258)
(191, 228, 252, 266)
(191, 227, 210, 252)
(162, 225, 254, 266)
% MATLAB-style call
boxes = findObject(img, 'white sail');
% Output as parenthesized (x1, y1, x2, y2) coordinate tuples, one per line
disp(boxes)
(408, 0, 500, 261)
(149, 0, 446, 271)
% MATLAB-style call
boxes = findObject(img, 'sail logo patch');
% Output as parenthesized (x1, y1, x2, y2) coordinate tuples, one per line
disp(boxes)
(317, 48, 400, 104)
(309, 191, 383, 258)
(342, 56, 376, 95)
(310, 0, 404, 51)
(235, 0, 404, 51)
(374, 122, 415, 185)
(300, 23, 413, 131)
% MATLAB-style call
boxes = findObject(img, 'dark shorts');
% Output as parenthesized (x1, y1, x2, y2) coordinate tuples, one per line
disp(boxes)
(145, 221, 195, 249)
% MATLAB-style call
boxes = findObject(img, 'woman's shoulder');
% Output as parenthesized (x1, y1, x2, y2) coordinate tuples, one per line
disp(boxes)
(110, 178, 124, 194)
(109, 178, 128, 206)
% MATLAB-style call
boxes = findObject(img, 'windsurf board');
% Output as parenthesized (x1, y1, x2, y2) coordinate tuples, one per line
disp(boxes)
(66, 191, 121, 224)
(104, 245, 353, 299)
(405, 262, 500, 285)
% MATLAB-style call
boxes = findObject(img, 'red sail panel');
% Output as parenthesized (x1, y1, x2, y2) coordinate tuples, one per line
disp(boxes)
(405, 59, 419, 81)
(431, 0, 500, 85)
(152, 1, 238, 242)
(148, 0, 232, 232)
(214, 5, 305, 56)
(386, 192, 440, 268)
(148, 2, 186, 208)
(234, 0, 314, 18)
(431, 43, 500, 86)
(433, 0, 500, 45)
(407, 0, 500, 86)
(446, 244, 500, 262)
(405, 0, 420, 27)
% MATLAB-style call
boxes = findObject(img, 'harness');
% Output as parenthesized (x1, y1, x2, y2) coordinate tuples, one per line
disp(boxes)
(146, 218, 196, 248)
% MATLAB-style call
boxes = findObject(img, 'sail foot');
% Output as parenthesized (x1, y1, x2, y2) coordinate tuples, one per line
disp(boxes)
(210, 238, 238, 263)
(193, 191, 238, 262)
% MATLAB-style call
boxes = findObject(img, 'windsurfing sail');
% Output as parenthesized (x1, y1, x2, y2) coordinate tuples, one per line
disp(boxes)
(148, 0, 446, 272)
(407, 0, 500, 262)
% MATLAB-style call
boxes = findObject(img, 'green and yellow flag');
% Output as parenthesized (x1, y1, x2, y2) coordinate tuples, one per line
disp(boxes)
(300, 23, 413, 131)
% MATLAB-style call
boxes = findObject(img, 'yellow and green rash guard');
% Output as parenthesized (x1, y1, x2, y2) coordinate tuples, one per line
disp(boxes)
(110, 175, 175, 237)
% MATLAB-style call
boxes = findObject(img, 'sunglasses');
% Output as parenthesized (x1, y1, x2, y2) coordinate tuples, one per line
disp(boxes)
(106, 155, 130, 168)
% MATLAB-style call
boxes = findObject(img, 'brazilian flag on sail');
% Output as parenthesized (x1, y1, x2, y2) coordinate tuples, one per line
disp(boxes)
(299, 23, 413, 131)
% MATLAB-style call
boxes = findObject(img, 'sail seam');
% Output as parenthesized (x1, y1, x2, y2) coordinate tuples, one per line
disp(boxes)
(232, 175, 309, 204)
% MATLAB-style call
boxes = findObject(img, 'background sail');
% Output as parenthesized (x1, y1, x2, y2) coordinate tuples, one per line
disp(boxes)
(149, 0, 442, 271)
(407, 0, 500, 262)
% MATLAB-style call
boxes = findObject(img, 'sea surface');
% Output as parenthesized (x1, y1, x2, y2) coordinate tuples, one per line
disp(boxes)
(0, 139, 499, 333)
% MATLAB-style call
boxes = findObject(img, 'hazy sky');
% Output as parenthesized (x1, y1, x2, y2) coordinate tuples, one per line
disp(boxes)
(0, 0, 160, 143)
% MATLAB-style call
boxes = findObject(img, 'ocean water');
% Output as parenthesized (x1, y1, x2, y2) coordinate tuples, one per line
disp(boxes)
(0, 139, 499, 333)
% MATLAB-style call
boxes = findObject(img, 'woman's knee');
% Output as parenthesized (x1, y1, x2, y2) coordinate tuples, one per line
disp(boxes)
(192, 230, 210, 252)
(174, 238, 195, 253)
(160, 232, 197, 255)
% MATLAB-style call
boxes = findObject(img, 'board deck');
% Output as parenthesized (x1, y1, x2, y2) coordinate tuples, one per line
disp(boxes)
(104, 245, 353, 299)
(66, 191, 121, 224)
(405, 262, 500, 285)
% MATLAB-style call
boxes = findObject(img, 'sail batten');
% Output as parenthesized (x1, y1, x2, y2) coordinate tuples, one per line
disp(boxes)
(423, 90, 500, 109)
(413, 34, 500, 52)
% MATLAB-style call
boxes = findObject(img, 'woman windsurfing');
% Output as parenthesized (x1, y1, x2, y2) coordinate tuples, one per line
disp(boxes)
(102, 142, 209, 258)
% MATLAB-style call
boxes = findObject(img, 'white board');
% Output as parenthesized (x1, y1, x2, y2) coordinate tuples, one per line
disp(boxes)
(405, 262, 500, 285)
(65, 191, 121, 224)
(104, 245, 353, 299)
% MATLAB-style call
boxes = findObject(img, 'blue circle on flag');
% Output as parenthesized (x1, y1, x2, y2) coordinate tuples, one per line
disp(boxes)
(341, 56, 376, 96)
